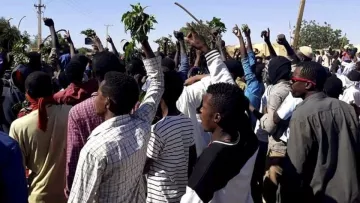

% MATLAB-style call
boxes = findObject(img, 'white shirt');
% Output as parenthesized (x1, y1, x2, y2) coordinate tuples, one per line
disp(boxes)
(342, 61, 356, 76)
(146, 114, 195, 203)
(276, 92, 303, 142)
(68, 57, 164, 203)
(176, 50, 235, 156)
(340, 84, 360, 107)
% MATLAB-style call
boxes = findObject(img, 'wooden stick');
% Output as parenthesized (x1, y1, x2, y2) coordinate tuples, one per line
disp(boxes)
(174, 2, 214, 37)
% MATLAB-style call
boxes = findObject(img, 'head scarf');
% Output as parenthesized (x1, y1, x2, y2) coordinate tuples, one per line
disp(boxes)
(267, 56, 291, 85)
(21, 93, 56, 131)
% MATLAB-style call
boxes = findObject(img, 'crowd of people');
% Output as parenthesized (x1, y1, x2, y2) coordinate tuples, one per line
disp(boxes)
(0, 16, 360, 203)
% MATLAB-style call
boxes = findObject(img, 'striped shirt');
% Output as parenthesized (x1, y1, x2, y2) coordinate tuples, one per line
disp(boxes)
(146, 114, 195, 203)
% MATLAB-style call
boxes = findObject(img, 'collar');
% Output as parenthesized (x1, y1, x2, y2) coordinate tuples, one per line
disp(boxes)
(88, 114, 131, 140)
(303, 92, 326, 103)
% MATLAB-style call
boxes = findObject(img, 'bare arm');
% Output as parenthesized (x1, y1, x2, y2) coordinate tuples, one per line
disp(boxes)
(107, 36, 120, 58)
(64, 31, 75, 57)
(277, 34, 298, 61)
(261, 28, 277, 58)
(43, 18, 60, 53)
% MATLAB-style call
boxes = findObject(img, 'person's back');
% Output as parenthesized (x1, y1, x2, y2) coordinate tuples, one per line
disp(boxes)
(9, 71, 72, 203)
(288, 93, 359, 202)
(146, 114, 195, 202)
(10, 104, 71, 203)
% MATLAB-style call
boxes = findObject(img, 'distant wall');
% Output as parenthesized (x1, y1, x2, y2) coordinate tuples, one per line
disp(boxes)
(226, 42, 288, 57)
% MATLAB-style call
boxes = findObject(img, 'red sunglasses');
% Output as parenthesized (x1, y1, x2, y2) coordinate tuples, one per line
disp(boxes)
(291, 77, 316, 86)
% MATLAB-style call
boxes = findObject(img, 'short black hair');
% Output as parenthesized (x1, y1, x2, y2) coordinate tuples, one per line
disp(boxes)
(126, 58, 145, 77)
(65, 54, 89, 82)
(163, 70, 184, 105)
(224, 59, 244, 79)
(25, 71, 53, 98)
(323, 74, 343, 98)
(92, 52, 125, 82)
(296, 61, 328, 91)
(26, 52, 41, 71)
(101, 71, 139, 115)
(161, 57, 176, 71)
(206, 83, 250, 132)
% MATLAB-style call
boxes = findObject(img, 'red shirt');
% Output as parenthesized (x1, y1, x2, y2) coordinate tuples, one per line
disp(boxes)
(53, 79, 98, 106)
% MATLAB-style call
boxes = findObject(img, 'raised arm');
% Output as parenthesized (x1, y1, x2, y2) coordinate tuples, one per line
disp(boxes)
(177, 25, 235, 117)
(64, 31, 76, 57)
(243, 25, 256, 67)
(261, 28, 277, 58)
(277, 34, 298, 62)
(175, 31, 190, 82)
(44, 18, 60, 53)
(174, 41, 180, 69)
(134, 37, 164, 123)
(106, 36, 120, 58)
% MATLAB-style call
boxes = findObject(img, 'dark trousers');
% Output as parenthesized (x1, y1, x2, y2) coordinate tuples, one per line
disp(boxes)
(251, 141, 268, 203)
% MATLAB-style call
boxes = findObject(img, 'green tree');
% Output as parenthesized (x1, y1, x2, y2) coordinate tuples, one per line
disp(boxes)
(154, 34, 176, 53)
(77, 47, 92, 55)
(298, 20, 349, 49)
(0, 17, 22, 52)
(207, 17, 227, 34)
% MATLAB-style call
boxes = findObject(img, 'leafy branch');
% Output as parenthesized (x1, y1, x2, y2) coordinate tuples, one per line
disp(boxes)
(121, 3, 157, 60)
(80, 29, 96, 37)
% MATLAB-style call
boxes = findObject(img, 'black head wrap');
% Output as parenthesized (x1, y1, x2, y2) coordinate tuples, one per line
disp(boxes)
(268, 56, 291, 85)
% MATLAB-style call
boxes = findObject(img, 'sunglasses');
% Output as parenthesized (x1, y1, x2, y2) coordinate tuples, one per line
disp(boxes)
(291, 77, 316, 86)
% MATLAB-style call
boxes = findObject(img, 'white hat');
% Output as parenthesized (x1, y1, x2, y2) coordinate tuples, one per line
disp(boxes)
(299, 46, 313, 58)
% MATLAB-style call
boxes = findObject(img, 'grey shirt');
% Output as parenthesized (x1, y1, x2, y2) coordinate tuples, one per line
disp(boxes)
(260, 81, 291, 154)
(283, 92, 360, 203)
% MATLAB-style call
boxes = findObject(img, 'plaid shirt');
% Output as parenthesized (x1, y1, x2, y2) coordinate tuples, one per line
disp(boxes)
(65, 93, 104, 197)
(68, 56, 164, 203)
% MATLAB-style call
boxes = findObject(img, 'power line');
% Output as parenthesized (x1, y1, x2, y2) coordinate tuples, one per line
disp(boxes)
(34, 0, 45, 48)
(104, 24, 113, 48)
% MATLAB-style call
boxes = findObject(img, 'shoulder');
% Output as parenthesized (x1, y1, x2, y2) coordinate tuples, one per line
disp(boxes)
(153, 115, 194, 134)
(0, 132, 19, 152)
(69, 96, 96, 117)
(12, 110, 38, 128)
(81, 134, 108, 159)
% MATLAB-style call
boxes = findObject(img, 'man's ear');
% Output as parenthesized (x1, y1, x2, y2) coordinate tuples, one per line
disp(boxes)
(213, 113, 221, 124)
(105, 97, 111, 110)
(304, 82, 314, 90)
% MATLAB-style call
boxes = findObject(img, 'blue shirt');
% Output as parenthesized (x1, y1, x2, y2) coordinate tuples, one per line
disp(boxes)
(242, 51, 265, 127)
(0, 132, 28, 203)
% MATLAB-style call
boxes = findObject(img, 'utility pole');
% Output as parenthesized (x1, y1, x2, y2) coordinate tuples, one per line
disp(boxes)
(34, 0, 45, 49)
(104, 24, 113, 48)
(292, 0, 306, 48)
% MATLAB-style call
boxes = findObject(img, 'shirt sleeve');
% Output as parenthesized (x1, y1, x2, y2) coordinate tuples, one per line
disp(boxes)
(134, 56, 165, 124)
(176, 50, 235, 117)
(67, 148, 105, 203)
(205, 49, 235, 85)
(261, 93, 283, 134)
(247, 50, 256, 67)
(146, 125, 165, 160)
(178, 53, 190, 82)
(66, 109, 86, 197)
